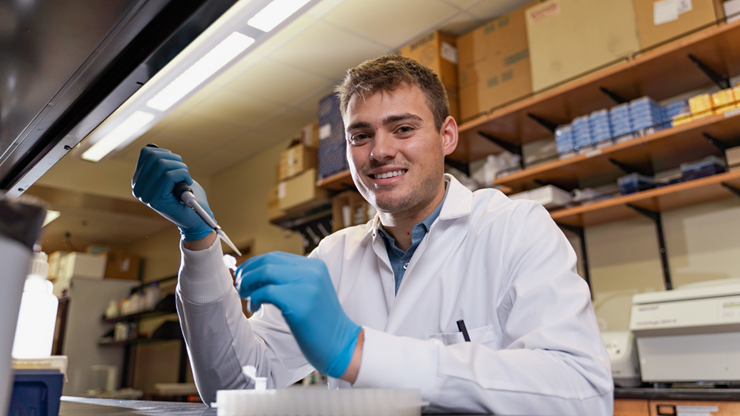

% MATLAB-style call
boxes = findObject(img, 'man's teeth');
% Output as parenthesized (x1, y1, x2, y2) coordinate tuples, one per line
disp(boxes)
(374, 170, 406, 179)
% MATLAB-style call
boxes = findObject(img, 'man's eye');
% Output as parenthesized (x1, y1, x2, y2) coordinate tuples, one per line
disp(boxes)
(350, 134, 370, 144)
(397, 126, 414, 134)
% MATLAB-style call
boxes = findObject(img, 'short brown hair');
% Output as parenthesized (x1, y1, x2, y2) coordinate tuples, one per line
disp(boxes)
(335, 54, 450, 131)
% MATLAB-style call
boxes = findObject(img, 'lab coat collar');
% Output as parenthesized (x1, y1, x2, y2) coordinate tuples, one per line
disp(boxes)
(366, 173, 473, 242)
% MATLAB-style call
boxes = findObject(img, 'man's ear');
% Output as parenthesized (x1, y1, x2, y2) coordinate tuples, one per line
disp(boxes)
(440, 116, 458, 156)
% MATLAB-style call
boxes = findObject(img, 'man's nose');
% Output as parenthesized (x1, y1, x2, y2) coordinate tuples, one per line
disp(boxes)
(370, 130, 396, 161)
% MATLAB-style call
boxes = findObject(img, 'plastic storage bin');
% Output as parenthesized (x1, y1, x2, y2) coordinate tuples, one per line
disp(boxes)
(618, 172, 655, 195)
(588, 109, 612, 145)
(555, 125, 574, 155)
(9, 369, 63, 416)
(609, 103, 633, 138)
(318, 93, 348, 180)
(571, 116, 592, 150)
(680, 155, 727, 181)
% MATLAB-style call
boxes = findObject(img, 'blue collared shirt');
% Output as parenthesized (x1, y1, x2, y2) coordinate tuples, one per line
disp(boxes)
(377, 180, 450, 295)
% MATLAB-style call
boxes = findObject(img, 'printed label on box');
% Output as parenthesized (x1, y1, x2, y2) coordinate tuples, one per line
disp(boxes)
(528, 1, 560, 24)
(319, 124, 332, 140)
(278, 182, 287, 199)
(440, 41, 458, 64)
(676, 0, 692, 14)
(654, 0, 680, 25)
(676, 405, 717, 415)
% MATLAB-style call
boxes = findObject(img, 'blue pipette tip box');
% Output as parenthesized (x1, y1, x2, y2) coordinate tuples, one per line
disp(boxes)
(10, 369, 64, 416)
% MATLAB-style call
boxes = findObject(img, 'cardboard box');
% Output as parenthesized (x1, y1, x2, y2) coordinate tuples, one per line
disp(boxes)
(446, 87, 460, 121)
(57, 252, 106, 280)
(526, 0, 640, 92)
(301, 120, 320, 148)
(267, 185, 287, 221)
(104, 249, 141, 281)
(457, 4, 533, 121)
(726, 0, 740, 23)
(277, 168, 328, 212)
(398, 30, 458, 89)
(633, 0, 724, 50)
(48, 251, 69, 281)
(279, 144, 318, 182)
(331, 191, 369, 232)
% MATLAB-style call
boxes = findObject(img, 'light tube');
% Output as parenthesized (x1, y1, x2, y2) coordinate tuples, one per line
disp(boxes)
(146, 32, 255, 111)
(248, 0, 311, 32)
(43, 210, 61, 227)
(81, 111, 155, 162)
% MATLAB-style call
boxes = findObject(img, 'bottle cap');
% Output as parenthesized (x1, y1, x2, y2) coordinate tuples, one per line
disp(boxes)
(28, 251, 49, 278)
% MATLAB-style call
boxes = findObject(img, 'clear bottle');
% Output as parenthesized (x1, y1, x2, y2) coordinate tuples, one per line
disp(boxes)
(12, 249, 59, 359)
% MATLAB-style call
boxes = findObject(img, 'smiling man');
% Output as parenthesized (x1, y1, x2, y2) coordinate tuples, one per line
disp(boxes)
(132, 55, 613, 415)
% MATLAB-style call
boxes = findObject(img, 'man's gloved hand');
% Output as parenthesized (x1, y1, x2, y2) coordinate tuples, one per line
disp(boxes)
(132, 146, 215, 241)
(235, 252, 362, 378)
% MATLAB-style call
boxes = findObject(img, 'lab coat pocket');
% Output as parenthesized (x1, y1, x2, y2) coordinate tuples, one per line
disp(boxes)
(430, 324, 496, 346)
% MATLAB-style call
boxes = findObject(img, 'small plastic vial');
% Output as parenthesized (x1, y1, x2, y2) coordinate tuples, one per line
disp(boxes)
(12, 249, 59, 359)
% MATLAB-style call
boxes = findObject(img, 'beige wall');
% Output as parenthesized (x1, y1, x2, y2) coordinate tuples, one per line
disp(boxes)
(36, 156, 138, 201)
(587, 197, 740, 331)
(207, 138, 304, 257)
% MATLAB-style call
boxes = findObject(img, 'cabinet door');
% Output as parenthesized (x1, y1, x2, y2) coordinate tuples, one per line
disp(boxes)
(615, 399, 650, 416)
(649, 400, 740, 416)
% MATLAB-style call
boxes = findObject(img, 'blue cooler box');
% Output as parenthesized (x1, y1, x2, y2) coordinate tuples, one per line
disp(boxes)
(318, 93, 348, 180)
(10, 369, 63, 416)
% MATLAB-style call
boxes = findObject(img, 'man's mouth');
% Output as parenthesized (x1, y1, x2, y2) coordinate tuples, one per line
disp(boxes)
(369, 169, 407, 179)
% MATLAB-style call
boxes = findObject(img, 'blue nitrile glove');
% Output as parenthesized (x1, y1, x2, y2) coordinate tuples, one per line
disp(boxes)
(235, 252, 362, 378)
(132, 146, 215, 241)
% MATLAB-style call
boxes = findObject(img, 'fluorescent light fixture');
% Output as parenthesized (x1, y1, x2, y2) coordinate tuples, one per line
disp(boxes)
(81, 111, 155, 162)
(78, 0, 317, 163)
(147, 32, 255, 111)
(248, 0, 311, 32)
(43, 210, 61, 227)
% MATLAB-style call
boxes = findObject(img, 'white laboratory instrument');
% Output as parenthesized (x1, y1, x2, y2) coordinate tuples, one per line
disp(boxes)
(629, 279, 740, 383)
(214, 388, 422, 416)
(601, 331, 641, 387)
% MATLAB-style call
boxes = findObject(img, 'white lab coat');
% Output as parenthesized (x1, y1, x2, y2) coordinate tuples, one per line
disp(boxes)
(176, 175, 613, 415)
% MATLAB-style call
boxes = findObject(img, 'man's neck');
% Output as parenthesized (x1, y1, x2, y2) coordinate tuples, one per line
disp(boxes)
(378, 182, 446, 251)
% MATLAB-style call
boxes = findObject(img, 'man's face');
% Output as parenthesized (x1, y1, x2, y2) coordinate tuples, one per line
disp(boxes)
(344, 83, 457, 216)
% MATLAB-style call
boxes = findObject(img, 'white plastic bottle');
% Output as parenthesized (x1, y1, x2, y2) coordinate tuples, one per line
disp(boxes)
(12, 250, 59, 359)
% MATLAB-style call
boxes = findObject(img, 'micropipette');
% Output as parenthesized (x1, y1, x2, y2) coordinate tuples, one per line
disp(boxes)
(146, 144, 242, 257)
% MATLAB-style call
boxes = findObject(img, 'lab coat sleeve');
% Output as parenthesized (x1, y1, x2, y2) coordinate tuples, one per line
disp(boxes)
(175, 238, 313, 404)
(354, 202, 614, 415)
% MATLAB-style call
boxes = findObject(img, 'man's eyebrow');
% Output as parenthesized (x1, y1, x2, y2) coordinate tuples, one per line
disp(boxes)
(346, 113, 422, 133)
(347, 121, 371, 132)
(383, 113, 422, 125)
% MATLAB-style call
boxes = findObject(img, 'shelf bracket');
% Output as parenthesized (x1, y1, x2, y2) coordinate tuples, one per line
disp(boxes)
(558, 224, 592, 298)
(609, 158, 652, 176)
(477, 131, 525, 169)
(445, 157, 470, 176)
(527, 113, 558, 133)
(721, 183, 740, 199)
(703, 133, 729, 154)
(627, 204, 673, 290)
(688, 54, 730, 90)
(599, 87, 628, 104)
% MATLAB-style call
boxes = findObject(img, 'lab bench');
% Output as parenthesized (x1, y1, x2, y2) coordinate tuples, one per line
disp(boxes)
(61, 392, 740, 416)
(614, 388, 740, 416)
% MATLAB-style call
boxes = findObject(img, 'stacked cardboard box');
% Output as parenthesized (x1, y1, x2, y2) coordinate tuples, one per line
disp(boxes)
(279, 144, 317, 182)
(277, 168, 328, 212)
(633, 0, 725, 50)
(398, 31, 460, 120)
(525, 0, 640, 92)
(457, 5, 533, 122)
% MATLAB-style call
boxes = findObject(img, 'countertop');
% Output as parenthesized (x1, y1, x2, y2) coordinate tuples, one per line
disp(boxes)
(60, 397, 215, 415)
(614, 388, 740, 401)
